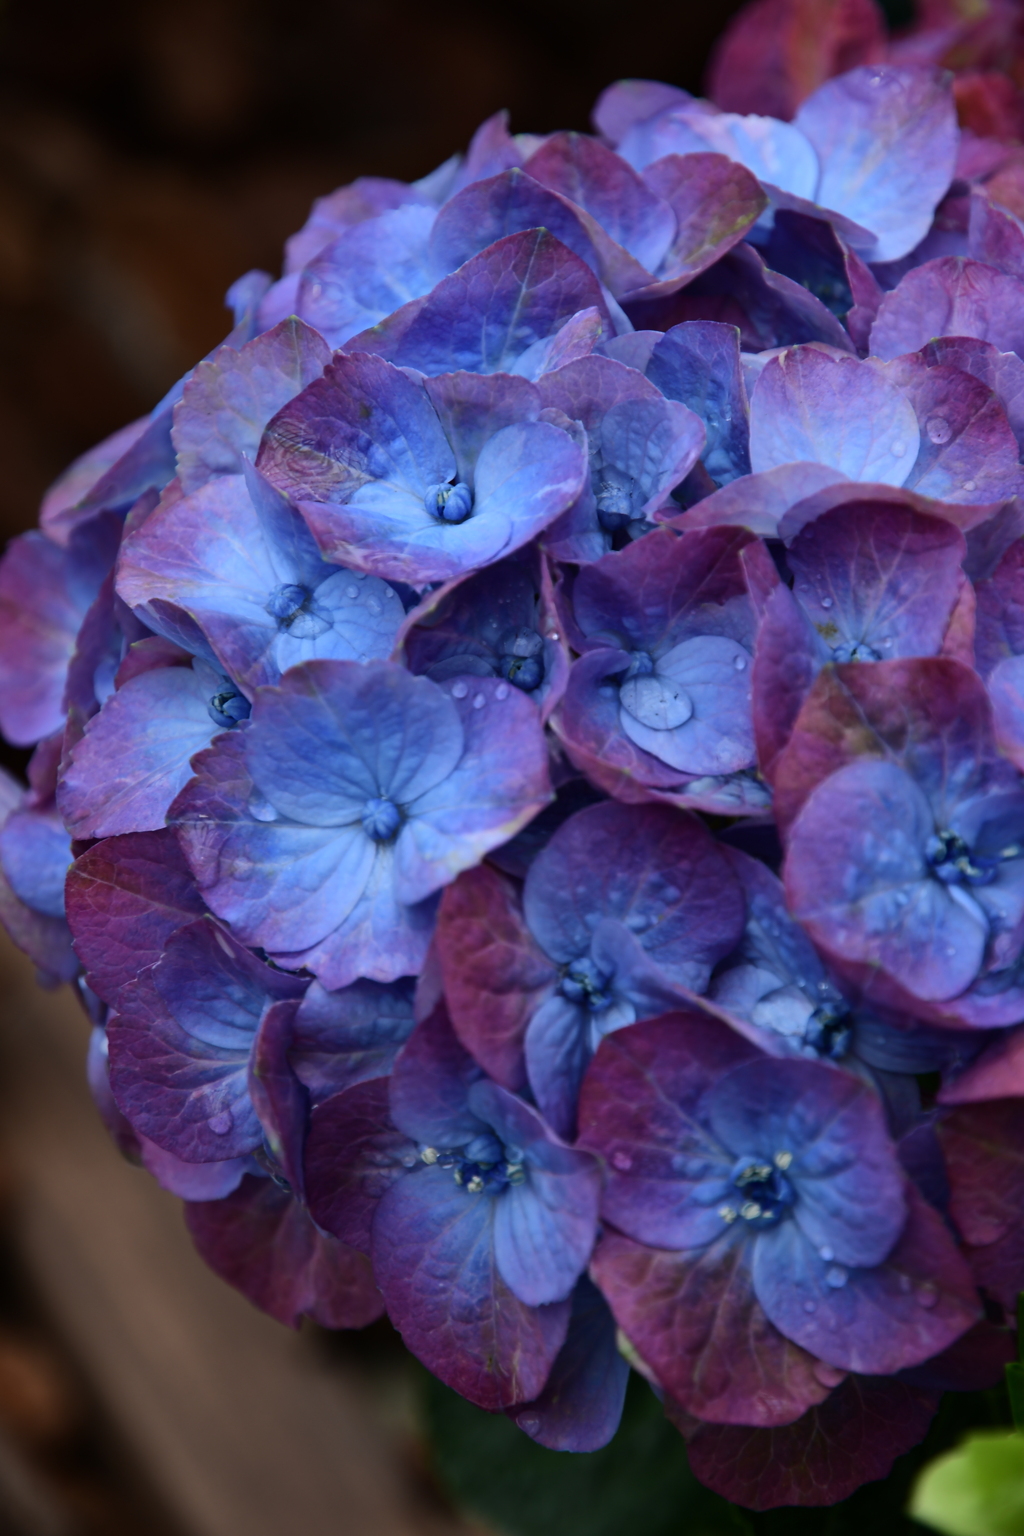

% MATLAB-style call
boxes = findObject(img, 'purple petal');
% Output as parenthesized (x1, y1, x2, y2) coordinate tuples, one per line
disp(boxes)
(64, 830, 206, 1007)
(705, 1057, 906, 1267)
(794, 66, 957, 263)
(591, 81, 692, 146)
(524, 800, 746, 987)
(345, 229, 611, 377)
(591, 1227, 833, 1425)
(578, 1011, 759, 1249)
(675, 462, 846, 539)
(507, 1277, 629, 1452)
(880, 355, 1024, 504)
(185, 1173, 383, 1329)
(870, 257, 1024, 362)
(172, 318, 331, 492)
(470, 1080, 600, 1307)
(304, 1077, 416, 1252)
(682, 1375, 938, 1511)
(753, 1185, 979, 1374)
(524, 133, 676, 279)
(296, 206, 437, 348)
(290, 976, 415, 1102)
(58, 664, 218, 838)
(784, 758, 988, 1002)
(940, 1100, 1024, 1312)
(749, 347, 919, 485)
(645, 321, 751, 484)
(372, 1162, 570, 1409)
(0, 515, 120, 746)
(0, 806, 70, 919)
(428, 169, 599, 282)
(388, 1002, 487, 1149)
(435, 865, 557, 1092)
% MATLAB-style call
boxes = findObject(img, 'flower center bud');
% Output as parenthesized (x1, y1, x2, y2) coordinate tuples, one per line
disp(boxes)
(207, 684, 251, 729)
(926, 829, 1001, 887)
(718, 1153, 795, 1229)
(361, 797, 402, 841)
(498, 627, 545, 692)
(425, 481, 474, 524)
(803, 1000, 852, 1060)
(560, 954, 613, 1011)
(831, 640, 882, 663)
(419, 1134, 526, 1195)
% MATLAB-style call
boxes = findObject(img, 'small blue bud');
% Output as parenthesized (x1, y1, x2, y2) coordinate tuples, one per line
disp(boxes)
(361, 797, 402, 842)
(424, 481, 474, 524)
(265, 583, 332, 638)
(207, 686, 252, 730)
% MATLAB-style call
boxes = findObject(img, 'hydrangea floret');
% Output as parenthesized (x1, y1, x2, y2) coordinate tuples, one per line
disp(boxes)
(3, 0, 1024, 1511)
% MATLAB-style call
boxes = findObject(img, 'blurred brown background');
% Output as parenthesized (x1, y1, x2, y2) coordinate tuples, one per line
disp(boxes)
(0, 0, 752, 547)
(0, 3, 792, 1533)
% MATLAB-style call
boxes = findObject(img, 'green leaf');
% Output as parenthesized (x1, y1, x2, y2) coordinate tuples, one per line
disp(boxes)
(423, 1370, 750, 1536)
(909, 1431, 1024, 1536)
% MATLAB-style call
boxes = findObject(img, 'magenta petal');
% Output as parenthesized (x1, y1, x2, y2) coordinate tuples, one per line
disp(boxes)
(940, 1100, 1024, 1312)
(682, 1375, 939, 1511)
(172, 318, 331, 493)
(185, 1173, 383, 1330)
(435, 865, 557, 1092)
(304, 1077, 416, 1253)
(65, 830, 206, 1008)
(507, 1277, 629, 1453)
(591, 1227, 832, 1426)
(372, 1164, 570, 1410)
(870, 256, 1024, 362)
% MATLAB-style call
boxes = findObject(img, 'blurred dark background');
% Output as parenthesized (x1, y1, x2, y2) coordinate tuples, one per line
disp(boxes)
(0, 0, 760, 545)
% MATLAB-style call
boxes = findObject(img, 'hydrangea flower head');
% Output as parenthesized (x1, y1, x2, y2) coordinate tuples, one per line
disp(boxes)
(3, 11, 1024, 1510)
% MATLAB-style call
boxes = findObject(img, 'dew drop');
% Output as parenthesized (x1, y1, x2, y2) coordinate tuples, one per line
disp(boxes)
(451, 681, 469, 699)
(612, 1150, 633, 1171)
(926, 415, 952, 445)
(548, 631, 560, 641)
(209, 1110, 233, 1136)
(916, 1281, 938, 1308)
(346, 585, 359, 599)
(734, 655, 746, 671)
(825, 1264, 848, 1289)
(820, 596, 834, 609)
(803, 1299, 817, 1314)
(495, 683, 509, 700)
(964, 480, 976, 493)
(818, 1245, 834, 1262)
(472, 692, 487, 710)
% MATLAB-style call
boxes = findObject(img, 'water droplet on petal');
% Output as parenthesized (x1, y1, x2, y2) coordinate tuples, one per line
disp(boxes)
(926, 415, 952, 445)
(820, 596, 834, 610)
(819, 1245, 834, 1262)
(472, 693, 486, 710)
(612, 1150, 633, 1171)
(209, 1110, 233, 1136)
(803, 1299, 817, 1314)
(825, 1264, 848, 1288)
(495, 683, 509, 701)
(964, 480, 976, 492)
(451, 681, 469, 699)
(346, 585, 359, 599)
(734, 655, 746, 671)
